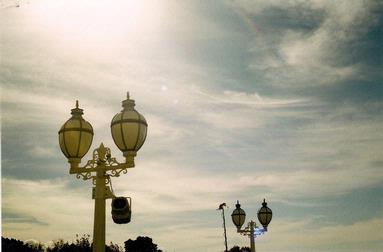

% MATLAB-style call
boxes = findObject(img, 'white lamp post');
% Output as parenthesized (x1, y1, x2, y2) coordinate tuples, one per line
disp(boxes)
(58, 93, 147, 252)
(231, 200, 272, 252)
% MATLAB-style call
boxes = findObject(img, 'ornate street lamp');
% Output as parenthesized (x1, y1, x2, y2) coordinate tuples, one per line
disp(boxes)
(257, 199, 272, 231)
(231, 200, 246, 231)
(58, 100, 94, 169)
(111, 92, 147, 166)
(231, 200, 272, 252)
(58, 93, 147, 252)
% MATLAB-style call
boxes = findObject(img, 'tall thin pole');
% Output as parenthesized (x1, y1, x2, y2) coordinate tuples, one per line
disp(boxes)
(93, 166, 106, 252)
(222, 207, 228, 252)
(249, 221, 255, 252)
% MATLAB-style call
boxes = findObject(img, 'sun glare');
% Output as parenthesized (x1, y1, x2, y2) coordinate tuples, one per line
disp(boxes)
(29, 0, 162, 49)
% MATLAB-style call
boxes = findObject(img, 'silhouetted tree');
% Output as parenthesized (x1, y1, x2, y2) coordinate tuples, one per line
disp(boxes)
(46, 234, 122, 252)
(3, 234, 130, 252)
(47, 234, 91, 252)
(124, 236, 162, 252)
(2, 237, 43, 252)
(229, 245, 251, 252)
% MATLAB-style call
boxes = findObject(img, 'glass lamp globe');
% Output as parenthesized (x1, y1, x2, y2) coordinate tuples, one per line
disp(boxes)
(58, 101, 94, 169)
(231, 200, 246, 230)
(257, 199, 272, 231)
(111, 92, 147, 166)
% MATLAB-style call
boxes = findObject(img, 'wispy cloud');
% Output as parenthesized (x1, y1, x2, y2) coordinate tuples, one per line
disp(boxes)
(230, 0, 383, 88)
(263, 216, 383, 251)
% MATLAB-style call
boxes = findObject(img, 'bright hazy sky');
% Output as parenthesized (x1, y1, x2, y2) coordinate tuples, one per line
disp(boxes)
(1, 0, 383, 251)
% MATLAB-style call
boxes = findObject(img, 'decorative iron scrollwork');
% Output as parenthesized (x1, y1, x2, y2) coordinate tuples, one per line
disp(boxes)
(72, 143, 132, 182)
(109, 167, 128, 177)
(76, 171, 93, 181)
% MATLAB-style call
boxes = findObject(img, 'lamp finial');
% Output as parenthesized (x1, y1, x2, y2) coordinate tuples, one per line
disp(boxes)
(121, 92, 135, 111)
(71, 100, 83, 117)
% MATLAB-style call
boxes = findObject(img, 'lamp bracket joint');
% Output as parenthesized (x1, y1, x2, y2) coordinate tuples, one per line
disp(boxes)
(70, 143, 134, 181)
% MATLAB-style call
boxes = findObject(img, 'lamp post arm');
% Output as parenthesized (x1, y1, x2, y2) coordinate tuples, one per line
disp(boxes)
(236, 221, 256, 252)
(237, 228, 250, 235)
(70, 163, 134, 176)
(237, 223, 251, 235)
(69, 144, 136, 180)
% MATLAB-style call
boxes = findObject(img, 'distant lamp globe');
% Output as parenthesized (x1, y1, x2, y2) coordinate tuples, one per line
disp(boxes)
(58, 101, 94, 169)
(111, 92, 147, 166)
(257, 199, 272, 231)
(231, 200, 246, 231)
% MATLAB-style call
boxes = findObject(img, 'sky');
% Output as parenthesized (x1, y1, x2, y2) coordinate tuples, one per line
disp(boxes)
(1, 0, 383, 251)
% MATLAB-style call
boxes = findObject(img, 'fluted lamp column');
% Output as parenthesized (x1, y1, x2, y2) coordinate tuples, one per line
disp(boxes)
(58, 101, 94, 170)
(111, 92, 148, 166)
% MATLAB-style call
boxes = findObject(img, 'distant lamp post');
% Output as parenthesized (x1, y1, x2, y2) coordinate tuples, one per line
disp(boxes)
(217, 203, 229, 252)
(58, 93, 147, 252)
(231, 199, 272, 252)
